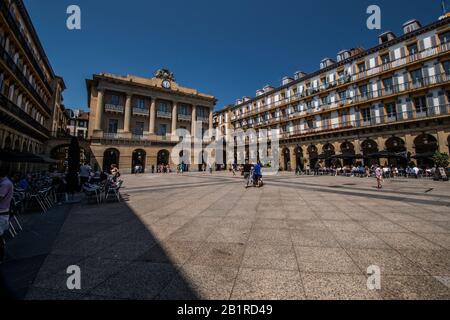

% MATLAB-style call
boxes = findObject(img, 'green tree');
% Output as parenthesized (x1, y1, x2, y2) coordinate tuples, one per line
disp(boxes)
(432, 152, 449, 169)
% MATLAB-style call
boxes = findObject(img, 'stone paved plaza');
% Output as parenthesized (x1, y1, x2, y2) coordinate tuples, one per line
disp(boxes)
(6, 172, 450, 300)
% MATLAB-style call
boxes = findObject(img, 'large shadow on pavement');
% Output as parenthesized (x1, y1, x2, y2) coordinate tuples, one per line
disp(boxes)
(0, 190, 200, 300)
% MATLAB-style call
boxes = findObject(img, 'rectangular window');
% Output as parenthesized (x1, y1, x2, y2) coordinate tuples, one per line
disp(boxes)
(134, 121, 144, 135)
(179, 104, 189, 115)
(108, 119, 118, 133)
(442, 60, 450, 76)
(359, 84, 368, 98)
(380, 53, 390, 64)
(136, 98, 145, 109)
(414, 96, 427, 114)
(439, 31, 450, 44)
(340, 111, 349, 125)
(111, 94, 120, 105)
(158, 124, 167, 136)
(407, 43, 418, 55)
(357, 62, 366, 73)
(338, 90, 347, 101)
(383, 77, 393, 92)
(159, 101, 170, 113)
(410, 68, 423, 85)
(361, 108, 371, 122)
(385, 103, 396, 118)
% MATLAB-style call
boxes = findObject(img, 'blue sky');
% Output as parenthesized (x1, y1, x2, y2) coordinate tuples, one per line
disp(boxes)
(25, 0, 443, 111)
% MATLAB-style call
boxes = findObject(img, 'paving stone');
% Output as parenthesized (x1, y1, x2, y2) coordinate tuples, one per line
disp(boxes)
(231, 268, 305, 300)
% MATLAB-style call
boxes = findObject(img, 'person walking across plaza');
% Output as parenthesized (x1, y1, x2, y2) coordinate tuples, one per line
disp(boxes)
(0, 167, 13, 263)
(375, 166, 383, 190)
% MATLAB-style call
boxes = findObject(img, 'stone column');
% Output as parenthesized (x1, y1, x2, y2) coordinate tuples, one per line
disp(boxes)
(437, 130, 448, 153)
(209, 107, 213, 133)
(171, 101, 178, 135)
(124, 94, 132, 133)
(94, 89, 104, 131)
(149, 99, 156, 134)
(191, 105, 197, 137)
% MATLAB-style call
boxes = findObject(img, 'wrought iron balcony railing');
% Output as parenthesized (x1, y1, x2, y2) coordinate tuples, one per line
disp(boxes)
(104, 104, 124, 113)
(178, 114, 192, 121)
(157, 111, 172, 119)
(233, 41, 450, 120)
(0, 45, 51, 114)
(282, 104, 450, 139)
(0, 1, 53, 93)
(133, 107, 149, 116)
(0, 93, 49, 136)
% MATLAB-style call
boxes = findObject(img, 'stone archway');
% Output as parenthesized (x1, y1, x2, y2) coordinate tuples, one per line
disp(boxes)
(157, 149, 170, 166)
(340, 141, 355, 166)
(385, 137, 407, 167)
(308, 145, 318, 168)
(295, 145, 304, 171)
(132, 149, 146, 173)
(322, 143, 335, 167)
(362, 139, 379, 166)
(282, 147, 291, 171)
(413, 134, 438, 168)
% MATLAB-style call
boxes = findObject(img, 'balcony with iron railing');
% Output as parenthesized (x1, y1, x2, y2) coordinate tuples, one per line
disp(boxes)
(0, 1, 53, 94)
(0, 44, 51, 114)
(233, 42, 450, 120)
(178, 113, 192, 121)
(101, 132, 178, 144)
(282, 104, 450, 140)
(133, 107, 149, 116)
(157, 110, 171, 119)
(253, 72, 450, 127)
(0, 92, 49, 137)
(104, 104, 124, 113)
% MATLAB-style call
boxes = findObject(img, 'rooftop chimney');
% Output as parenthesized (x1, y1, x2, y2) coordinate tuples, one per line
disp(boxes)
(378, 31, 396, 44)
(402, 19, 422, 34)
(294, 71, 307, 80)
(282, 76, 294, 86)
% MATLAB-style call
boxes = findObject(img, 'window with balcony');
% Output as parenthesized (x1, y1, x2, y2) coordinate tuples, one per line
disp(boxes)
(179, 104, 190, 115)
(321, 95, 330, 105)
(385, 103, 397, 120)
(338, 90, 347, 102)
(322, 115, 331, 129)
(410, 68, 423, 86)
(442, 60, 450, 76)
(407, 43, 418, 56)
(361, 108, 371, 123)
(111, 94, 120, 106)
(439, 31, 450, 44)
(158, 124, 167, 136)
(359, 84, 368, 99)
(383, 77, 393, 93)
(357, 62, 366, 73)
(306, 119, 314, 130)
(136, 98, 145, 109)
(108, 119, 118, 133)
(380, 53, 390, 64)
(340, 111, 349, 126)
(414, 96, 427, 115)
(134, 122, 144, 136)
(158, 101, 169, 112)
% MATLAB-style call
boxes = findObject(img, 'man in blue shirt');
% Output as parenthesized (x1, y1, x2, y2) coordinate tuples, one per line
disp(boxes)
(253, 162, 262, 182)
